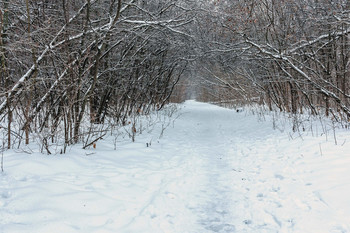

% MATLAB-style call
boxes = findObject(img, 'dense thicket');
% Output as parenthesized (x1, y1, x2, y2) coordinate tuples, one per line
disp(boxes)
(0, 0, 195, 151)
(197, 0, 350, 127)
(1, 0, 349, 152)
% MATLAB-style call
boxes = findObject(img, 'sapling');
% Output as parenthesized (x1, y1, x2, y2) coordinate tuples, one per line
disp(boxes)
(1, 147, 4, 172)
(146, 139, 152, 147)
(1, 133, 5, 172)
(113, 135, 118, 150)
(332, 121, 337, 145)
(319, 143, 323, 156)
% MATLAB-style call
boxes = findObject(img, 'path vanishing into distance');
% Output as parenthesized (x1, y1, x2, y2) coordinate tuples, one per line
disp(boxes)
(1, 100, 350, 233)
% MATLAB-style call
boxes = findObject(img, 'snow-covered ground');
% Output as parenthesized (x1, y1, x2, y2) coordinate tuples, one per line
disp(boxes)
(1, 100, 350, 233)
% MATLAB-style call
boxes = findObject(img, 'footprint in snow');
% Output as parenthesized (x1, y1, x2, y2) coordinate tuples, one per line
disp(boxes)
(271, 186, 281, 192)
(1, 190, 11, 199)
(165, 192, 177, 199)
(274, 174, 285, 180)
(205, 223, 236, 232)
(331, 225, 348, 233)
(243, 219, 252, 225)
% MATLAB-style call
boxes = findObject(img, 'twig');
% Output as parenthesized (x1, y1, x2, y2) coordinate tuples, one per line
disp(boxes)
(1, 133, 4, 172)
(341, 139, 346, 146)
(83, 132, 106, 149)
(332, 121, 337, 145)
(319, 143, 323, 156)
(1, 151, 3, 172)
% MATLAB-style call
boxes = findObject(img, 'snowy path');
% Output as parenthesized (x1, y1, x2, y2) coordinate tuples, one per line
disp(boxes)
(1, 100, 350, 233)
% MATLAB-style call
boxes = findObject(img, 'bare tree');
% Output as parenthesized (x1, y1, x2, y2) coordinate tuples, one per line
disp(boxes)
(0, 0, 197, 152)
(195, 0, 350, 126)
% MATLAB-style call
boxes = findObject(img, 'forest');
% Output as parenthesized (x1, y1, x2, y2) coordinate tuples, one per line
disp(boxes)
(1, 0, 349, 151)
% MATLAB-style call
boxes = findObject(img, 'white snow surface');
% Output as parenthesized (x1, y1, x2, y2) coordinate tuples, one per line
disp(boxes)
(1, 100, 350, 233)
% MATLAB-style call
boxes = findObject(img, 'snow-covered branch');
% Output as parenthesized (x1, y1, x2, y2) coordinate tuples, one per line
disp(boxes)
(0, 0, 96, 115)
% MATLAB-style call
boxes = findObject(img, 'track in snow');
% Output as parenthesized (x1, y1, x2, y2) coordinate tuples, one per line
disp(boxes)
(148, 101, 350, 233)
(1, 100, 350, 233)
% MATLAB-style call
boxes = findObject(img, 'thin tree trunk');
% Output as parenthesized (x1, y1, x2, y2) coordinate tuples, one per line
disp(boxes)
(25, 0, 38, 145)
(1, 0, 10, 149)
